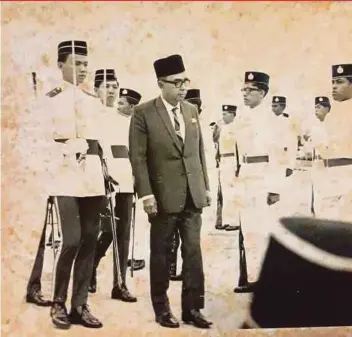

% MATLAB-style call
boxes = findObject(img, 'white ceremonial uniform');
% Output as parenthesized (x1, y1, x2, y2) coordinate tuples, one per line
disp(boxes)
(291, 115, 325, 217)
(269, 113, 299, 218)
(233, 102, 280, 281)
(311, 99, 352, 222)
(218, 120, 239, 225)
(44, 81, 105, 197)
(97, 107, 134, 193)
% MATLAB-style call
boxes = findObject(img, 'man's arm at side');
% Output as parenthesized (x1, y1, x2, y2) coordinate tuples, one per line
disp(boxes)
(129, 105, 153, 199)
(196, 110, 210, 192)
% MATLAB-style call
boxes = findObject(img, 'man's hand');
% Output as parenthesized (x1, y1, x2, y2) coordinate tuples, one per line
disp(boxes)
(143, 195, 158, 216)
(206, 190, 212, 206)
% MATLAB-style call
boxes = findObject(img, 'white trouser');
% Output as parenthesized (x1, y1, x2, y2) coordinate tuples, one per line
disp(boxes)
(219, 156, 239, 226)
(311, 164, 352, 222)
(233, 163, 274, 282)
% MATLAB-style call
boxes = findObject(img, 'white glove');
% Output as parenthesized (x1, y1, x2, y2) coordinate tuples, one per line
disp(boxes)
(62, 138, 89, 155)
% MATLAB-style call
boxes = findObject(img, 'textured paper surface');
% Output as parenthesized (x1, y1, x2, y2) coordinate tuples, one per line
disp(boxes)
(2, 2, 352, 336)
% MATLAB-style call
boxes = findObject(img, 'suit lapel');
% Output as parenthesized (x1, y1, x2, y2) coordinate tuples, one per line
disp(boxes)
(155, 97, 183, 153)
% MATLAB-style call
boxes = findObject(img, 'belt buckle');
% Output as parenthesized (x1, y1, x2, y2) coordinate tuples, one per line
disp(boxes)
(242, 155, 247, 164)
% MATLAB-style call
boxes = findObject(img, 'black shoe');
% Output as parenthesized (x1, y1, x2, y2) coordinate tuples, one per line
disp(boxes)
(127, 259, 146, 271)
(225, 225, 240, 231)
(50, 302, 71, 329)
(155, 311, 180, 328)
(215, 224, 227, 230)
(234, 282, 257, 293)
(26, 288, 52, 307)
(111, 284, 137, 302)
(88, 268, 97, 293)
(170, 273, 182, 281)
(130, 259, 146, 271)
(182, 309, 212, 329)
(69, 304, 103, 329)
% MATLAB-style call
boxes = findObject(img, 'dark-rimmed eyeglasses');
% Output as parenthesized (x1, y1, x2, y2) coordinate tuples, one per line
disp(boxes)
(241, 88, 260, 94)
(160, 78, 191, 88)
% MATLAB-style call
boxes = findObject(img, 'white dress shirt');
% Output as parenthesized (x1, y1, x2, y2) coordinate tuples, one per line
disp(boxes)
(160, 95, 186, 140)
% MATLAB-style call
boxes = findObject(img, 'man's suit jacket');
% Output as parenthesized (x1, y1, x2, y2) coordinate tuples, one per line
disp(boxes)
(129, 96, 210, 213)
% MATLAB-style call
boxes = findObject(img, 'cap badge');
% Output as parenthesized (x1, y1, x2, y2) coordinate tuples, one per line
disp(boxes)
(337, 66, 344, 74)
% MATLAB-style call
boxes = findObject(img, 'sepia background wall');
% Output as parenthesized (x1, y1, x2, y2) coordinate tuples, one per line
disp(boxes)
(2, 2, 352, 337)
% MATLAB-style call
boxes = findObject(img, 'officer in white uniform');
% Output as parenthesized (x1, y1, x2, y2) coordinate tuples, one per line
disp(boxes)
(269, 96, 297, 219)
(312, 64, 352, 222)
(233, 71, 285, 293)
(42, 41, 106, 330)
(89, 71, 141, 303)
(214, 105, 239, 231)
(293, 96, 331, 217)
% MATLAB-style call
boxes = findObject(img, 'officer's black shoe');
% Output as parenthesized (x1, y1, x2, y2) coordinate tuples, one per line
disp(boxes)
(225, 225, 240, 231)
(234, 282, 257, 293)
(127, 259, 146, 271)
(88, 268, 97, 293)
(182, 309, 212, 329)
(170, 273, 183, 281)
(215, 224, 227, 230)
(50, 302, 71, 329)
(69, 304, 103, 329)
(155, 311, 180, 328)
(111, 284, 137, 302)
(26, 288, 52, 307)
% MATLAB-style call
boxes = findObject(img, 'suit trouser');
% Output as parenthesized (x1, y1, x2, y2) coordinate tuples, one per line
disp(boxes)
(95, 193, 133, 285)
(53, 196, 104, 308)
(169, 228, 181, 276)
(149, 191, 204, 315)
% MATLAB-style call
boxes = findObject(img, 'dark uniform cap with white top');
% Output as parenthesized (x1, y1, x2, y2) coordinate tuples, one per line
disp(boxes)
(332, 64, 352, 78)
(222, 105, 237, 113)
(244, 71, 270, 85)
(315, 96, 330, 107)
(154, 54, 185, 78)
(94, 69, 117, 87)
(242, 216, 352, 329)
(119, 88, 142, 105)
(272, 96, 286, 105)
(58, 40, 88, 56)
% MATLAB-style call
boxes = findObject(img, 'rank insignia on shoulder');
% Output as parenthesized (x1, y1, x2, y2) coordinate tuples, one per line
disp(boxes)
(46, 87, 62, 98)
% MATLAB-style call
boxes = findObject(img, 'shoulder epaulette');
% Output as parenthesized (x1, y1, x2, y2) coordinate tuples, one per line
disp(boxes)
(46, 87, 62, 98)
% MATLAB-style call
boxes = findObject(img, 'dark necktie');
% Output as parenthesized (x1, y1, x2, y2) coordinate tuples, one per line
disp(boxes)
(172, 107, 183, 143)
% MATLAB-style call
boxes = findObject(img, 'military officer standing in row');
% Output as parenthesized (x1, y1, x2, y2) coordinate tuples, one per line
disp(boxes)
(117, 88, 146, 273)
(45, 40, 107, 329)
(88, 71, 141, 303)
(213, 105, 239, 231)
(314, 96, 331, 122)
(233, 71, 284, 293)
(312, 64, 352, 221)
(169, 88, 203, 282)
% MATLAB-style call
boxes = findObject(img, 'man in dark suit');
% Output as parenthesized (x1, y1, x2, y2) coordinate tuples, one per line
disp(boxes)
(129, 54, 212, 329)
(169, 88, 203, 282)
